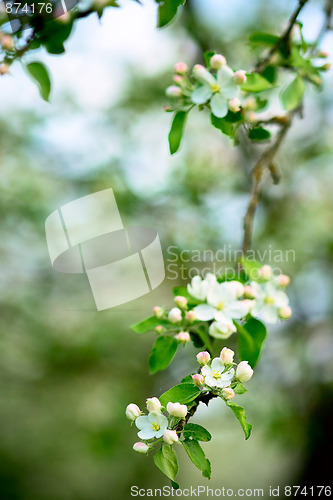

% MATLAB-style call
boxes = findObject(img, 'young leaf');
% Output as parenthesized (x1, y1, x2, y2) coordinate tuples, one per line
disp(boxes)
(25, 62, 51, 102)
(182, 439, 211, 478)
(131, 316, 167, 334)
(159, 383, 200, 407)
(149, 336, 178, 374)
(204, 50, 216, 66)
(233, 382, 247, 395)
(168, 110, 188, 154)
(183, 423, 212, 442)
(211, 113, 234, 137)
(249, 127, 271, 141)
(154, 444, 178, 481)
(237, 317, 267, 368)
(249, 32, 280, 46)
(157, 0, 186, 28)
(239, 257, 261, 279)
(226, 401, 252, 440)
(241, 73, 273, 93)
(280, 74, 305, 110)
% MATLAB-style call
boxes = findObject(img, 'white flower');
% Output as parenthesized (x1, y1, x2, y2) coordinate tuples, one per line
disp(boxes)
(192, 64, 240, 118)
(126, 403, 141, 421)
(168, 307, 182, 323)
(193, 281, 250, 323)
(236, 361, 253, 382)
(209, 317, 237, 339)
(187, 273, 216, 301)
(201, 357, 234, 389)
(133, 442, 149, 453)
(250, 281, 289, 324)
(167, 402, 188, 419)
(163, 429, 179, 445)
(135, 411, 168, 440)
(146, 397, 162, 413)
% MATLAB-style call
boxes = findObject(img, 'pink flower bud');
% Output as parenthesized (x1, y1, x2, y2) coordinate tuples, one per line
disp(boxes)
(246, 111, 258, 123)
(244, 285, 256, 299)
(163, 429, 179, 445)
(185, 310, 197, 322)
(126, 403, 141, 421)
(168, 307, 182, 323)
(228, 97, 241, 113)
(166, 85, 182, 98)
(133, 442, 149, 454)
(146, 397, 162, 413)
(174, 295, 188, 309)
(220, 347, 234, 365)
(222, 387, 235, 400)
(193, 64, 206, 78)
(0, 64, 9, 75)
(155, 325, 163, 334)
(192, 373, 204, 387)
(167, 402, 188, 418)
(210, 54, 226, 70)
(175, 331, 190, 343)
(278, 274, 290, 287)
(153, 306, 164, 319)
(279, 305, 292, 320)
(259, 265, 272, 281)
(236, 361, 253, 382)
(196, 351, 210, 366)
(1, 35, 14, 51)
(173, 75, 183, 84)
(233, 70, 247, 85)
(174, 61, 188, 75)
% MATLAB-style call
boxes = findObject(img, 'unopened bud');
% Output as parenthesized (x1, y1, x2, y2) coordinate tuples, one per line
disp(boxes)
(133, 442, 149, 454)
(1, 35, 14, 51)
(166, 85, 182, 98)
(185, 310, 197, 322)
(222, 387, 235, 400)
(153, 306, 164, 319)
(259, 265, 272, 281)
(193, 64, 206, 78)
(0, 64, 9, 75)
(163, 429, 179, 445)
(220, 347, 234, 365)
(234, 70, 247, 85)
(173, 74, 183, 84)
(246, 111, 258, 123)
(192, 374, 204, 387)
(167, 402, 188, 418)
(146, 397, 162, 413)
(277, 274, 290, 287)
(236, 361, 253, 382)
(228, 97, 241, 113)
(279, 305, 292, 320)
(168, 307, 182, 323)
(196, 351, 210, 366)
(174, 295, 188, 309)
(244, 285, 256, 299)
(321, 63, 331, 71)
(175, 331, 190, 343)
(174, 61, 188, 75)
(155, 325, 163, 334)
(210, 54, 226, 70)
(126, 403, 141, 421)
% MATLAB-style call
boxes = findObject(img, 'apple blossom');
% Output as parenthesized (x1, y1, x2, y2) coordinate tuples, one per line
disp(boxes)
(276, 274, 290, 287)
(168, 307, 182, 323)
(196, 351, 211, 365)
(192, 373, 204, 388)
(220, 347, 234, 365)
(153, 306, 164, 319)
(201, 357, 234, 389)
(1, 35, 14, 51)
(185, 310, 197, 322)
(174, 61, 188, 74)
(155, 325, 163, 333)
(222, 387, 235, 400)
(228, 97, 241, 113)
(126, 403, 141, 421)
(173, 75, 183, 84)
(258, 265, 272, 281)
(166, 85, 183, 98)
(167, 402, 188, 419)
(250, 281, 290, 323)
(135, 411, 168, 440)
(233, 70, 247, 84)
(210, 54, 226, 69)
(146, 397, 162, 413)
(209, 318, 237, 339)
(187, 273, 216, 301)
(174, 295, 188, 309)
(175, 331, 190, 343)
(236, 361, 253, 382)
(133, 442, 149, 454)
(244, 285, 256, 299)
(279, 305, 292, 319)
(163, 429, 179, 445)
(0, 64, 9, 75)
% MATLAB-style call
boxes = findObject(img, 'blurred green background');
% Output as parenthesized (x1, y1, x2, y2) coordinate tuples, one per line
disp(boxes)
(0, 0, 333, 498)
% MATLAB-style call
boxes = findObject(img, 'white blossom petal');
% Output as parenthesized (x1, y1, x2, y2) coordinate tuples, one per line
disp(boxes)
(138, 428, 156, 440)
(193, 304, 216, 321)
(191, 85, 213, 104)
(211, 358, 225, 371)
(210, 92, 228, 118)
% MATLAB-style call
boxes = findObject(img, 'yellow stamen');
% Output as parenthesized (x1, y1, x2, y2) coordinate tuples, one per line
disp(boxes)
(212, 369, 220, 380)
(217, 301, 225, 310)
(152, 423, 160, 431)
(210, 83, 221, 93)
(265, 296, 275, 305)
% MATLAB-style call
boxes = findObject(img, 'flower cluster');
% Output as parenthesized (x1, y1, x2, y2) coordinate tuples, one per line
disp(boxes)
(165, 54, 247, 118)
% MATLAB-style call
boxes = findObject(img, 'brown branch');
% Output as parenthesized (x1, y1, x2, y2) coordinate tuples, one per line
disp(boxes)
(176, 393, 216, 434)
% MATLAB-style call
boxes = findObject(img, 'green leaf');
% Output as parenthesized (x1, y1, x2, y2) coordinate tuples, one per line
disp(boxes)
(154, 444, 178, 481)
(172, 286, 200, 306)
(239, 257, 261, 279)
(249, 32, 280, 46)
(25, 62, 51, 102)
(168, 111, 188, 154)
(189, 332, 205, 348)
(157, 0, 186, 28)
(39, 20, 73, 54)
(280, 74, 305, 110)
(149, 336, 178, 374)
(237, 317, 267, 368)
(211, 113, 234, 137)
(131, 316, 167, 334)
(183, 423, 212, 442)
(249, 127, 271, 141)
(241, 73, 273, 93)
(204, 50, 216, 66)
(182, 439, 211, 478)
(233, 382, 247, 395)
(159, 383, 200, 407)
(226, 401, 252, 440)
(261, 65, 277, 84)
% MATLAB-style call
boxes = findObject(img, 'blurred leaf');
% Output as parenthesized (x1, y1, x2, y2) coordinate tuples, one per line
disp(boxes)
(189, 332, 205, 348)
(169, 110, 187, 154)
(225, 401, 252, 439)
(261, 65, 277, 84)
(182, 439, 211, 478)
(159, 383, 200, 407)
(149, 336, 178, 374)
(281, 74, 305, 110)
(211, 113, 234, 137)
(249, 127, 271, 141)
(195, 325, 214, 354)
(25, 62, 51, 102)
(241, 73, 273, 92)
(239, 257, 261, 278)
(183, 423, 212, 441)
(157, 0, 186, 28)
(204, 50, 216, 66)
(131, 316, 168, 333)
(249, 32, 280, 46)
(224, 110, 243, 123)
(154, 444, 178, 481)
(173, 286, 200, 305)
(237, 317, 267, 368)
(39, 20, 73, 54)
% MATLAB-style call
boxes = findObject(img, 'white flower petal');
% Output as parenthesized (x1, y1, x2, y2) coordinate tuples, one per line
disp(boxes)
(135, 416, 149, 430)
(260, 305, 279, 324)
(195, 67, 216, 85)
(211, 358, 225, 371)
(191, 85, 213, 104)
(204, 375, 218, 387)
(193, 304, 216, 321)
(210, 92, 228, 118)
(201, 365, 212, 377)
(226, 300, 251, 319)
(138, 428, 156, 440)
